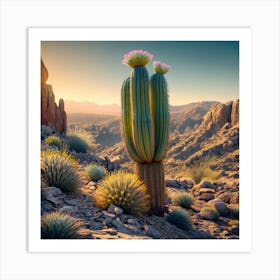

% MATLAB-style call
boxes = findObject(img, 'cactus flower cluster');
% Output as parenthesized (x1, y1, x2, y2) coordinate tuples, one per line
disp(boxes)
(122, 50, 154, 68)
(121, 49, 171, 216)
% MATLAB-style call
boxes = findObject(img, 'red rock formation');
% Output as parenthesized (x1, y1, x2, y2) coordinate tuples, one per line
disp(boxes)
(231, 99, 239, 125)
(41, 59, 67, 133)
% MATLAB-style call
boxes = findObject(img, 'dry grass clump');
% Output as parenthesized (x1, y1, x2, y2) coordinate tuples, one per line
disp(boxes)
(41, 149, 80, 192)
(41, 212, 84, 239)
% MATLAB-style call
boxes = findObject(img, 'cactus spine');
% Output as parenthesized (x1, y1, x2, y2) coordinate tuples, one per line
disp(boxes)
(121, 51, 170, 216)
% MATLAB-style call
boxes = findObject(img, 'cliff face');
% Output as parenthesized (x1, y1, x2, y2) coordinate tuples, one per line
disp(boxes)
(41, 59, 67, 133)
(199, 100, 239, 136)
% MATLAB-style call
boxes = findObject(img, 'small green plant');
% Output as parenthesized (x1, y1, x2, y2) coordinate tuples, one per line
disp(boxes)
(85, 164, 107, 182)
(41, 212, 84, 239)
(173, 193, 194, 209)
(45, 135, 63, 148)
(166, 208, 192, 230)
(41, 149, 80, 192)
(93, 171, 150, 216)
(67, 135, 89, 153)
(67, 128, 92, 153)
(200, 206, 220, 221)
(186, 158, 220, 184)
(229, 206, 239, 219)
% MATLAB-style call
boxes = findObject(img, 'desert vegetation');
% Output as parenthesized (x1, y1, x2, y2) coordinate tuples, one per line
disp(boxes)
(40, 51, 239, 240)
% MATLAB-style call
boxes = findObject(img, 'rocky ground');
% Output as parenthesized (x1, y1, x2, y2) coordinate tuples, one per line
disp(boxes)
(41, 152, 239, 240)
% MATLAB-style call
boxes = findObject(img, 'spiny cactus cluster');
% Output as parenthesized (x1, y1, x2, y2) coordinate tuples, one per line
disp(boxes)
(41, 149, 80, 192)
(85, 164, 107, 182)
(41, 211, 84, 239)
(121, 49, 171, 216)
(93, 171, 150, 216)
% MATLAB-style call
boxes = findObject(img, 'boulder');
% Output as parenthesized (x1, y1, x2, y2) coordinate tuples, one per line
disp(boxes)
(143, 225, 161, 239)
(199, 192, 215, 202)
(199, 180, 217, 190)
(207, 198, 229, 216)
(108, 204, 124, 216)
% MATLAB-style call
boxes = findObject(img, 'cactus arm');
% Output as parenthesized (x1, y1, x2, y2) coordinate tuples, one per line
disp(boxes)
(150, 73, 169, 161)
(130, 66, 154, 162)
(121, 77, 143, 163)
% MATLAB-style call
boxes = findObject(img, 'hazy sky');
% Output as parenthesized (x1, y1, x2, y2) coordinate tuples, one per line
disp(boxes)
(41, 41, 239, 106)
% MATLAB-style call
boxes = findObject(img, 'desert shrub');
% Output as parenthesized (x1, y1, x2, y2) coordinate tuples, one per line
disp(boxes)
(200, 206, 220, 221)
(166, 208, 192, 230)
(93, 171, 149, 216)
(45, 135, 63, 148)
(173, 193, 193, 209)
(67, 128, 92, 153)
(85, 164, 107, 182)
(41, 149, 80, 192)
(186, 159, 220, 184)
(229, 206, 239, 219)
(41, 212, 84, 239)
(67, 135, 89, 153)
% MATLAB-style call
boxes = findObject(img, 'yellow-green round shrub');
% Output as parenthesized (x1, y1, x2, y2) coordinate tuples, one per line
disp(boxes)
(41, 149, 80, 192)
(45, 135, 63, 148)
(93, 171, 149, 216)
(85, 164, 107, 182)
(41, 212, 84, 239)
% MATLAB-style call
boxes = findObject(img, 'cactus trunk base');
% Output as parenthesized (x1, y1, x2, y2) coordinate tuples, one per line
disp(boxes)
(136, 162, 165, 216)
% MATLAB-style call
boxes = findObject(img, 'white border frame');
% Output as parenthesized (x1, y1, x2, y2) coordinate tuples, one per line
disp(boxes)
(28, 27, 252, 253)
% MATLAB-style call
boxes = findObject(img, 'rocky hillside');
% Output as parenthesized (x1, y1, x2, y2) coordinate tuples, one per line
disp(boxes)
(87, 100, 239, 180)
(166, 100, 239, 179)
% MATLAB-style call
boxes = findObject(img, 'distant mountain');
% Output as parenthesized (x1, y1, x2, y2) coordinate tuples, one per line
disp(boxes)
(65, 100, 121, 115)
(170, 101, 220, 133)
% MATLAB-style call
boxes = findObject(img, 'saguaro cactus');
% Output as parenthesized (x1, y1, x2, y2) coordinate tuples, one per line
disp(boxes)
(121, 50, 171, 216)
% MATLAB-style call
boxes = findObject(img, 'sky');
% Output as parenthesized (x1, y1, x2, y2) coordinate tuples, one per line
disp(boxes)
(41, 41, 239, 106)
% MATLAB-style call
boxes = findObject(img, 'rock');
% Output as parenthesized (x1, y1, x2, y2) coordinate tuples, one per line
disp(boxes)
(43, 186, 62, 197)
(199, 188, 215, 194)
(112, 220, 131, 234)
(143, 225, 161, 239)
(42, 186, 63, 205)
(166, 180, 181, 189)
(102, 210, 116, 219)
(218, 192, 231, 203)
(41, 59, 67, 134)
(90, 221, 103, 230)
(60, 205, 76, 214)
(41, 200, 53, 213)
(64, 199, 78, 206)
(199, 180, 217, 190)
(231, 99, 239, 125)
(200, 209, 218, 221)
(199, 192, 215, 202)
(207, 199, 229, 216)
(108, 204, 124, 216)
(126, 218, 140, 225)
(124, 224, 142, 235)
